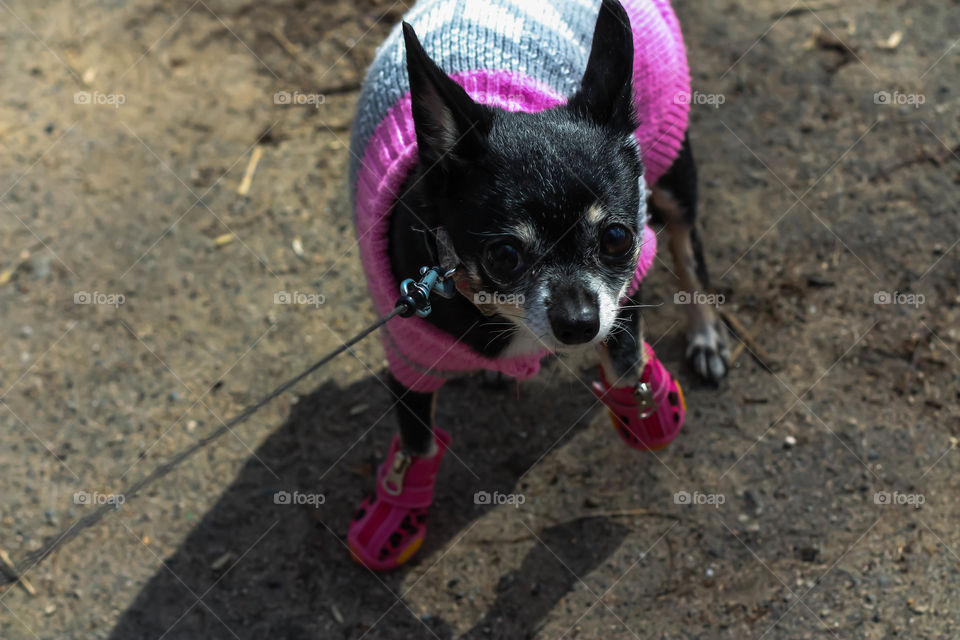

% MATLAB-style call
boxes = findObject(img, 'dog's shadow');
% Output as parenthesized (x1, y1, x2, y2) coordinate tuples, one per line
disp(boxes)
(108, 366, 637, 639)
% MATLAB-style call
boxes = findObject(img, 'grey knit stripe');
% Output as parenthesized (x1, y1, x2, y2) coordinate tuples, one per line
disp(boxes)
(348, 0, 604, 193)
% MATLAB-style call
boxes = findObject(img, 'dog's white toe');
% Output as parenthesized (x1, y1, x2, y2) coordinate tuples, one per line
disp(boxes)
(685, 320, 729, 384)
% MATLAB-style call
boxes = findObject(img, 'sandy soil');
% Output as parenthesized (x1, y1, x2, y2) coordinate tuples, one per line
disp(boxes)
(1, 0, 958, 638)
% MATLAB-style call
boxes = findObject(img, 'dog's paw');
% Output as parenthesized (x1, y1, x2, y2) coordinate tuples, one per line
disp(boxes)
(685, 320, 730, 384)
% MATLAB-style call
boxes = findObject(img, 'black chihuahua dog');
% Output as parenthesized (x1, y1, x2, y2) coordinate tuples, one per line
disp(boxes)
(346, 0, 727, 570)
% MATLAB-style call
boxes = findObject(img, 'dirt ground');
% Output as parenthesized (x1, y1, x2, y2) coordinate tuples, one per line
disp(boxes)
(0, 0, 958, 638)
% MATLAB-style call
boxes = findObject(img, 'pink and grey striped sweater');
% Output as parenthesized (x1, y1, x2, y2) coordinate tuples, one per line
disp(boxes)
(349, 0, 690, 392)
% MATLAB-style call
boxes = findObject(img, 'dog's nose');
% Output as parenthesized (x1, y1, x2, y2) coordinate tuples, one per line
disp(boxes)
(548, 286, 600, 345)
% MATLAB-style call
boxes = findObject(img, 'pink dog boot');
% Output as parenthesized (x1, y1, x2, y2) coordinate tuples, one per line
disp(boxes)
(592, 343, 686, 451)
(347, 428, 451, 571)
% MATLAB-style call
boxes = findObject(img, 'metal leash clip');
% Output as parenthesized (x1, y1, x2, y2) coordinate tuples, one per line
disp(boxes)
(397, 266, 457, 318)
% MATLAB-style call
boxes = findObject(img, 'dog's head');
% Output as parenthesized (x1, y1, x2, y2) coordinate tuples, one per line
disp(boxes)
(403, 0, 643, 351)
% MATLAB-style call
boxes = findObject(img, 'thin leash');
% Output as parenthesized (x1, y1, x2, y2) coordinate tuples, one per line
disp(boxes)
(0, 266, 457, 589)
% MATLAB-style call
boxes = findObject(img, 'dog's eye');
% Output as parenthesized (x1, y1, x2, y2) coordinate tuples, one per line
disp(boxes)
(600, 224, 633, 258)
(485, 241, 523, 279)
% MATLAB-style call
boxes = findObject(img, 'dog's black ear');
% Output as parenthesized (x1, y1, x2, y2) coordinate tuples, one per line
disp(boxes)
(403, 22, 491, 170)
(569, 0, 636, 134)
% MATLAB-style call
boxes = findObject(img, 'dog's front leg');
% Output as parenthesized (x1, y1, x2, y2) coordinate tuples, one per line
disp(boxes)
(599, 294, 646, 386)
(388, 375, 438, 457)
(594, 292, 686, 451)
(346, 375, 449, 570)
(649, 135, 729, 384)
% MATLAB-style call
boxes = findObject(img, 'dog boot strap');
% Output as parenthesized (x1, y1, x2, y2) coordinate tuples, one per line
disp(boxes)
(375, 429, 451, 509)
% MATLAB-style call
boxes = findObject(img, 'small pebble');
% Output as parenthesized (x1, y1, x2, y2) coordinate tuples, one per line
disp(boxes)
(799, 546, 819, 562)
(348, 404, 368, 416)
(210, 552, 232, 570)
(30, 254, 52, 280)
(907, 599, 929, 614)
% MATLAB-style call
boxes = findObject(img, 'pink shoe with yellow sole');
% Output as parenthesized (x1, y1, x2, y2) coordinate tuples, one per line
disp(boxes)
(592, 343, 686, 451)
(347, 428, 451, 571)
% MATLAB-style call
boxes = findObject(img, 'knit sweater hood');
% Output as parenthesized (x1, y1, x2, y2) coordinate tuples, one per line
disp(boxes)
(349, 0, 690, 392)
